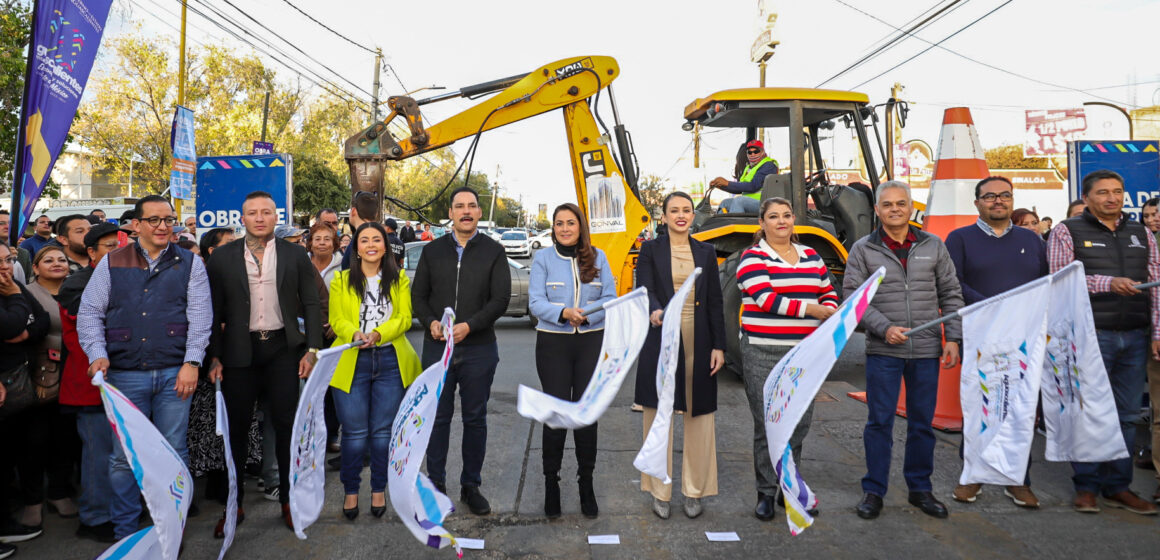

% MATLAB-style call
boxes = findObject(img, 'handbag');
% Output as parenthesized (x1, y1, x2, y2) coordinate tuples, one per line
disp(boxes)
(0, 362, 37, 420)
(33, 346, 61, 402)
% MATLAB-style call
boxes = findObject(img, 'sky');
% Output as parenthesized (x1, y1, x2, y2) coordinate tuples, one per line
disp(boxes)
(106, 0, 1160, 214)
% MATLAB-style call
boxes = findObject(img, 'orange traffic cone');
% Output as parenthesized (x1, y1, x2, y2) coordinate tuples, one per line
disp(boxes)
(848, 108, 988, 432)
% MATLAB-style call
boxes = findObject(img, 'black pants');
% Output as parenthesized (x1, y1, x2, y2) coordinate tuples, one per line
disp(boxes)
(535, 330, 602, 478)
(422, 341, 499, 489)
(222, 331, 299, 506)
(0, 403, 77, 506)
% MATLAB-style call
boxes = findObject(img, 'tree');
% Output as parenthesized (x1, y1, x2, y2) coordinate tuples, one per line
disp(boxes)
(292, 154, 347, 221)
(0, 0, 31, 189)
(985, 144, 1066, 176)
(636, 173, 671, 217)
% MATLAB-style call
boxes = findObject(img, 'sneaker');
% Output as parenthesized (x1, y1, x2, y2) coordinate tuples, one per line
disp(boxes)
(683, 497, 703, 518)
(1073, 491, 1100, 513)
(76, 521, 117, 543)
(630, 403, 644, 412)
(952, 483, 983, 503)
(1103, 490, 1158, 516)
(263, 486, 280, 502)
(0, 542, 14, 560)
(652, 498, 671, 519)
(1004, 486, 1040, 509)
(0, 520, 42, 544)
(460, 486, 491, 515)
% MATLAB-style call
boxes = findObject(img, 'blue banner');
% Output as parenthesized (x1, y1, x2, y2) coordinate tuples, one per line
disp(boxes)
(195, 154, 294, 230)
(169, 106, 195, 200)
(8, 0, 114, 244)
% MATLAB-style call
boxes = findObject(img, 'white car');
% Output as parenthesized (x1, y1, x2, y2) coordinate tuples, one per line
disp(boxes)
(500, 231, 531, 258)
(529, 230, 552, 249)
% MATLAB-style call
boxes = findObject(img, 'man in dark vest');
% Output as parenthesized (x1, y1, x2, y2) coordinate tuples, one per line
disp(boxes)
(78, 195, 211, 541)
(1047, 169, 1160, 516)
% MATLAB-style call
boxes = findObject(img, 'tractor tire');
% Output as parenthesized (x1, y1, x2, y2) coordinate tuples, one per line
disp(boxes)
(718, 250, 745, 379)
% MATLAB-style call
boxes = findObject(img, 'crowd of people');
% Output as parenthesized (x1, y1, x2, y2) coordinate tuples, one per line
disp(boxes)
(0, 169, 1158, 558)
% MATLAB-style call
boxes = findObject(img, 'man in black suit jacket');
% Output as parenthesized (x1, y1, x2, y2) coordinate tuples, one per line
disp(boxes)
(206, 191, 323, 536)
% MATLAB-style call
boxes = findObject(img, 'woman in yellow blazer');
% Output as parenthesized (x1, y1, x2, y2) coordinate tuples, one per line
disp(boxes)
(328, 222, 421, 520)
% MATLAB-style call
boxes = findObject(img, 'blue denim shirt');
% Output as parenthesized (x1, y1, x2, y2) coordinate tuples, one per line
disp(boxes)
(529, 246, 617, 333)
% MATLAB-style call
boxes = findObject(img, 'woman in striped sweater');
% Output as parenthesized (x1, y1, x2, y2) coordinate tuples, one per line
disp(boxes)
(736, 197, 838, 521)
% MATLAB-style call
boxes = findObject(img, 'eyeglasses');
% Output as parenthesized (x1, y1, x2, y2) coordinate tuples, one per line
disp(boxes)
(978, 192, 1013, 202)
(746, 149, 761, 155)
(139, 216, 178, 227)
(97, 241, 120, 250)
(0, 257, 16, 266)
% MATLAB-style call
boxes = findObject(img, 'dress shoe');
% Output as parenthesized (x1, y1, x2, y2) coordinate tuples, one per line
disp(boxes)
(683, 497, 703, 518)
(371, 492, 387, 518)
(460, 486, 491, 515)
(1073, 491, 1100, 513)
(754, 493, 776, 521)
(855, 493, 883, 520)
(433, 481, 447, 495)
(544, 476, 561, 519)
(326, 456, 342, 471)
(343, 495, 359, 521)
(908, 491, 948, 519)
(76, 521, 116, 543)
(1004, 486, 1039, 508)
(213, 508, 244, 539)
(952, 483, 983, 503)
(652, 498, 671, 519)
(282, 503, 294, 529)
(578, 475, 598, 519)
(1103, 490, 1158, 515)
(775, 489, 819, 516)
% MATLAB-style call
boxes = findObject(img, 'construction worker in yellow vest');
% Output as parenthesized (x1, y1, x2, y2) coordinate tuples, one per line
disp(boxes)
(711, 140, 779, 214)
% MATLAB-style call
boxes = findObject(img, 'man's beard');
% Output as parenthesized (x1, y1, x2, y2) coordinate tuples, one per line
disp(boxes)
(69, 242, 86, 255)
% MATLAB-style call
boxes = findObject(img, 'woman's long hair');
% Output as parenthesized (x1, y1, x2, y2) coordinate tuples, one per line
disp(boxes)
(347, 222, 400, 302)
(753, 197, 799, 246)
(733, 142, 748, 180)
(552, 203, 598, 283)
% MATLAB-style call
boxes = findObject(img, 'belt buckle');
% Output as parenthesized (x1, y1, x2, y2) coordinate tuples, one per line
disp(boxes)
(257, 330, 272, 341)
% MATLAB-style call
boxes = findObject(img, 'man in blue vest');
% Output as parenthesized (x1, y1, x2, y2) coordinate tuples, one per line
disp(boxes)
(1047, 169, 1160, 516)
(78, 194, 212, 540)
(711, 140, 779, 214)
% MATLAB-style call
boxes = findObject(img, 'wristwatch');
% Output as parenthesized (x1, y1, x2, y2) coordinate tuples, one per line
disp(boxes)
(185, 360, 202, 368)
(307, 348, 320, 355)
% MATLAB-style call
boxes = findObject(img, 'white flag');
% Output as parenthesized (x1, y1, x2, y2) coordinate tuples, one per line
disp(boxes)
(1041, 261, 1129, 463)
(633, 270, 700, 483)
(959, 276, 1051, 486)
(765, 267, 885, 535)
(389, 309, 460, 555)
(288, 342, 357, 539)
(517, 288, 650, 429)
(214, 382, 238, 559)
(95, 373, 191, 560)
(96, 527, 161, 560)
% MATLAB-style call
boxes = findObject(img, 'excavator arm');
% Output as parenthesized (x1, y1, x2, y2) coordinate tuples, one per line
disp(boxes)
(343, 55, 649, 294)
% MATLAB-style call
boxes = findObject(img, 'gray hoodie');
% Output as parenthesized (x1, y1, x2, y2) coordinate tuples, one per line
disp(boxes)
(843, 226, 964, 360)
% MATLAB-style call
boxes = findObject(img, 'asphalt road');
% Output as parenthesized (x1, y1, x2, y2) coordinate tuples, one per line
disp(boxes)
(16, 249, 1160, 559)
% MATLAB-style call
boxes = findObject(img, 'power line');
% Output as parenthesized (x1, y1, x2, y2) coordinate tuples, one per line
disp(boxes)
(837, 0, 1136, 108)
(818, 0, 968, 87)
(279, 0, 376, 55)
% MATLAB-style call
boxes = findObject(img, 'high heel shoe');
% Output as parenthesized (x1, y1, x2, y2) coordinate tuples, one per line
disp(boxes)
(342, 496, 359, 520)
(370, 493, 386, 518)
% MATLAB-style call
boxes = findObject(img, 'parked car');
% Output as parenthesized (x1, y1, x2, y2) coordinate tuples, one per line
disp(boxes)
(500, 231, 531, 258)
(529, 230, 552, 250)
(402, 241, 534, 325)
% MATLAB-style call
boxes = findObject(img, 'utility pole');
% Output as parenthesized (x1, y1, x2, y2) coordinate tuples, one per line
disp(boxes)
(488, 165, 499, 226)
(260, 91, 270, 143)
(885, 82, 904, 180)
(372, 48, 383, 120)
(693, 123, 701, 168)
(751, 3, 778, 145)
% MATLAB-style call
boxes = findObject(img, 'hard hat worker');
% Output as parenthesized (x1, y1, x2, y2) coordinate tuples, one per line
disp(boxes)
(711, 140, 779, 214)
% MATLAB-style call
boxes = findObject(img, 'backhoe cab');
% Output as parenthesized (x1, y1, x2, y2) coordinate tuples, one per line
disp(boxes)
(683, 88, 892, 375)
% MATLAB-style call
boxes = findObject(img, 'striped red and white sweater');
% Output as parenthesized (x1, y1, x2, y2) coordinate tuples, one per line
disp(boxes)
(737, 239, 839, 346)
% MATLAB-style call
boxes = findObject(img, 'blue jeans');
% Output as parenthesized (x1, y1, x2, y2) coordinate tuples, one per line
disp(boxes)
(76, 409, 114, 526)
(423, 341, 499, 489)
(862, 355, 939, 496)
(333, 345, 405, 494)
(106, 367, 191, 539)
(1071, 328, 1149, 495)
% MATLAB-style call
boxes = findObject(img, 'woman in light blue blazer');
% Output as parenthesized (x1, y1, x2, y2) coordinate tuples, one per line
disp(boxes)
(528, 202, 616, 520)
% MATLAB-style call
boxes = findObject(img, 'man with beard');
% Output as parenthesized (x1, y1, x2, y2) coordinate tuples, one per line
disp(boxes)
(945, 176, 1048, 509)
(55, 215, 91, 273)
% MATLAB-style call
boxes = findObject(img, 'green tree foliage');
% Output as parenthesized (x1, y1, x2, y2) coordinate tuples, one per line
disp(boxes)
(292, 154, 348, 221)
(0, 0, 31, 189)
(636, 173, 671, 217)
(985, 144, 1066, 175)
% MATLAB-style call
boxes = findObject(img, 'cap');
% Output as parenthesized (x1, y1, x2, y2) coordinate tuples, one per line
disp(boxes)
(384, 218, 398, 231)
(172, 225, 186, 234)
(84, 223, 121, 249)
(746, 140, 764, 150)
(274, 224, 306, 239)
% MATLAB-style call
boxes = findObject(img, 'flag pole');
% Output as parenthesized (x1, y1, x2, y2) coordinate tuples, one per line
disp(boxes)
(1135, 280, 1160, 290)
(174, 0, 187, 220)
(8, 0, 41, 245)
(905, 312, 959, 337)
